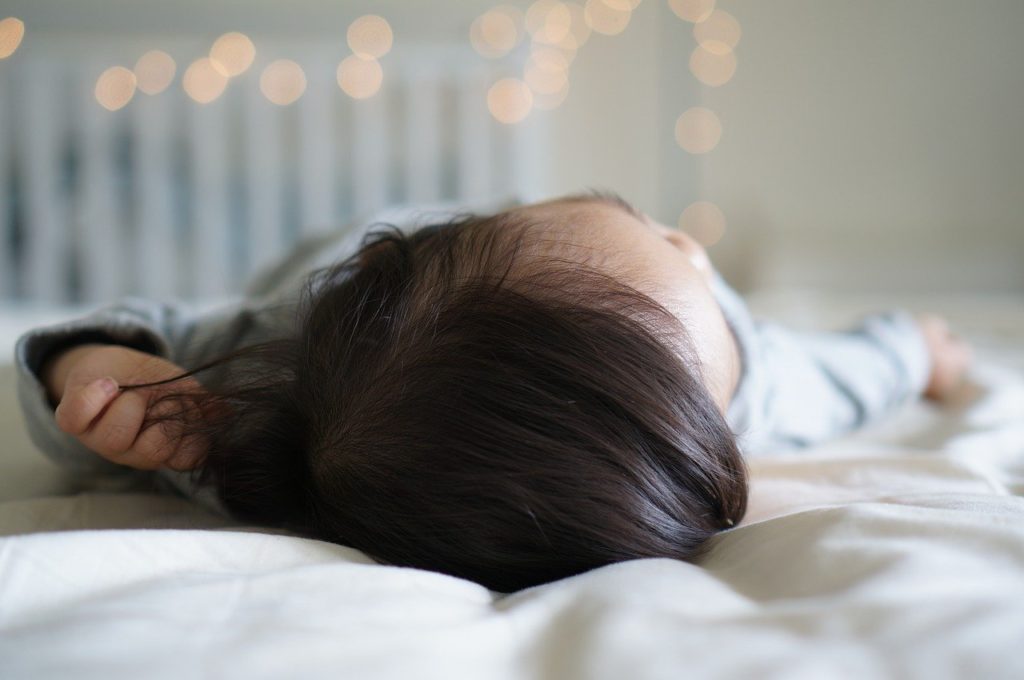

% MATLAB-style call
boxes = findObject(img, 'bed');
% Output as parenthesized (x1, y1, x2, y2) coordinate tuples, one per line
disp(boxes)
(2, 291, 1023, 679)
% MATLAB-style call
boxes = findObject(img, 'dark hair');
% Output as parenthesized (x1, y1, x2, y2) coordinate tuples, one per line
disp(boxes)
(131, 209, 747, 593)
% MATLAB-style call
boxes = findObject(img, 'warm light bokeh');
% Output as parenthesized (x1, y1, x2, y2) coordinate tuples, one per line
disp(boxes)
(601, 0, 642, 10)
(693, 9, 741, 55)
(583, 0, 632, 35)
(134, 50, 176, 95)
(0, 17, 25, 59)
(674, 107, 722, 154)
(347, 15, 393, 59)
(525, 59, 569, 95)
(488, 77, 534, 124)
(337, 55, 384, 99)
(564, 2, 592, 49)
(533, 81, 570, 110)
(95, 66, 137, 111)
(183, 57, 229, 104)
(527, 1, 573, 45)
(260, 59, 306, 105)
(689, 45, 736, 87)
(667, 0, 716, 23)
(678, 201, 726, 246)
(470, 6, 523, 59)
(209, 32, 256, 77)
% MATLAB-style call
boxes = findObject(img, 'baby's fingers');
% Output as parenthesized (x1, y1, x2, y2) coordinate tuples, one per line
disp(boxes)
(77, 389, 149, 464)
(130, 398, 207, 471)
(54, 377, 120, 435)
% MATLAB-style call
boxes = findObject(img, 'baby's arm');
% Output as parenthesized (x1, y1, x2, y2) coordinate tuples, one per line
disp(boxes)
(14, 297, 271, 477)
(749, 310, 971, 449)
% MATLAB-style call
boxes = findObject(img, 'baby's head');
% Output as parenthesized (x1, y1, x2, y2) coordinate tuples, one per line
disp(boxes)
(193, 192, 748, 592)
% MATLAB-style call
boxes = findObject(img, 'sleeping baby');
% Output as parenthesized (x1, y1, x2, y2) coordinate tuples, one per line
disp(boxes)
(15, 192, 973, 592)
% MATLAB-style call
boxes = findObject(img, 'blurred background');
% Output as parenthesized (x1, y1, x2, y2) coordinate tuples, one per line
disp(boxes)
(0, 0, 1022, 356)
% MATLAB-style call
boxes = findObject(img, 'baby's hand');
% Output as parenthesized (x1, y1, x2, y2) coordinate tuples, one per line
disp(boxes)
(916, 314, 974, 402)
(43, 344, 209, 471)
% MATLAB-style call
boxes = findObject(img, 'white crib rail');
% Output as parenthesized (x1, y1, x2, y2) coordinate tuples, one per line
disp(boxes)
(0, 36, 545, 304)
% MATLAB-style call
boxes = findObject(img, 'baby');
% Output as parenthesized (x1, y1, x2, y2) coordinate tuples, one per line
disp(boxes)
(16, 192, 973, 592)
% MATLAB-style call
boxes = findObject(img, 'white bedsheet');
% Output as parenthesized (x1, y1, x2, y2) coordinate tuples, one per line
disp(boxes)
(2, 294, 1023, 679)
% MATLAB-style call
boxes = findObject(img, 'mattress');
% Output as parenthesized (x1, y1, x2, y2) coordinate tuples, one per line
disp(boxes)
(1, 292, 1023, 679)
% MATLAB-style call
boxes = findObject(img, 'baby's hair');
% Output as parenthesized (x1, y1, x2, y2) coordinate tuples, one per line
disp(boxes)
(128, 209, 747, 592)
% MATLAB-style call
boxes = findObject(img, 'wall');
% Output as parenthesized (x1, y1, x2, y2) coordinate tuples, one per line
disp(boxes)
(5, 0, 1023, 294)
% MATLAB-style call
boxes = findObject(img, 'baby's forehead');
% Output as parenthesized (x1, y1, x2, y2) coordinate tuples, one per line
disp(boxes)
(507, 200, 650, 270)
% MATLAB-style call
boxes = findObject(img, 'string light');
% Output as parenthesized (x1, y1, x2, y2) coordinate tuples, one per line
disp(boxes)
(488, 77, 533, 124)
(678, 201, 726, 246)
(668, 0, 716, 23)
(347, 15, 393, 59)
(95, 66, 137, 111)
(209, 32, 255, 77)
(533, 81, 570, 110)
(183, 57, 228, 104)
(0, 17, 24, 59)
(689, 45, 736, 86)
(260, 59, 306, 105)
(526, 1, 573, 45)
(674, 107, 721, 154)
(693, 9, 741, 55)
(563, 2, 592, 49)
(337, 55, 383, 99)
(470, 6, 523, 58)
(602, 0, 642, 9)
(583, 0, 632, 36)
(134, 50, 176, 95)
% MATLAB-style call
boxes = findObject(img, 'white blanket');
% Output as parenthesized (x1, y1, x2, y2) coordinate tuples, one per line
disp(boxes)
(2, 295, 1024, 679)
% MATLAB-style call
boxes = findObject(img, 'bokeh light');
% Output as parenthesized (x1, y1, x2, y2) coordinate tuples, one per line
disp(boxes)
(583, 0, 632, 36)
(337, 55, 384, 99)
(564, 3, 592, 49)
(134, 50, 176, 95)
(689, 45, 736, 87)
(525, 58, 569, 95)
(0, 17, 25, 59)
(678, 201, 726, 247)
(347, 15, 393, 59)
(470, 6, 523, 59)
(260, 59, 306, 105)
(668, 0, 716, 23)
(529, 45, 571, 75)
(533, 81, 570, 110)
(487, 77, 534, 124)
(601, 0, 642, 9)
(674, 107, 721, 154)
(693, 9, 741, 55)
(526, 1, 572, 45)
(209, 32, 255, 77)
(94, 66, 137, 111)
(183, 57, 229, 104)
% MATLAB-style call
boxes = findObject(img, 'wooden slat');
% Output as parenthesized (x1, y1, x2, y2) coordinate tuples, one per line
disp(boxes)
(19, 57, 67, 303)
(456, 66, 492, 201)
(243, 76, 284, 279)
(187, 90, 231, 299)
(132, 77, 179, 299)
(350, 86, 389, 219)
(76, 59, 124, 303)
(297, 59, 336, 235)
(0, 67, 11, 299)
(508, 106, 546, 204)
(404, 67, 442, 204)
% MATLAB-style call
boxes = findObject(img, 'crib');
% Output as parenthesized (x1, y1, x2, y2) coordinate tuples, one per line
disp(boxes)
(0, 34, 546, 305)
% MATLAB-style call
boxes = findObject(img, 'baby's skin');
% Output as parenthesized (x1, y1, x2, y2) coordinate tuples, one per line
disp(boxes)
(43, 343, 209, 472)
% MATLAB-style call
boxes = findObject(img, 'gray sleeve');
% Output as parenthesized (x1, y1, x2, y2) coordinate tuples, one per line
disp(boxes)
(749, 310, 932, 450)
